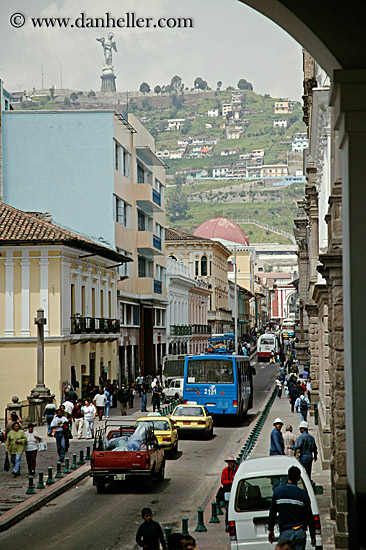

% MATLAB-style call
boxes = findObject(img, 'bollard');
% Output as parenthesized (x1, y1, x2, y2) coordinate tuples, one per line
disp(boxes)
(182, 516, 189, 536)
(26, 475, 37, 495)
(215, 495, 224, 515)
(78, 450, 86, 466)
(71, 453, 78, 470)
(164, 526, 172, 545)
(209, 502, 220, 523)
(55, 461, 63, 478)
(37, 471, 45, 489)
(46, 466, 55, 485)
(64, 457, 71, 474)
(194, 508, 207, 532)
(85, 446, 92, 460)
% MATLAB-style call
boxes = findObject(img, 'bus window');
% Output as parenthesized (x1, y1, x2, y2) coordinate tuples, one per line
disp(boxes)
(187, 359, 234, 384)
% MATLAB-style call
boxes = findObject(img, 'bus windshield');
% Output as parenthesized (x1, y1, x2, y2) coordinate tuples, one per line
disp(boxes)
(259, 337, 275, 345)
(187, 359, 234, 384)
(163, 359, 184, 378)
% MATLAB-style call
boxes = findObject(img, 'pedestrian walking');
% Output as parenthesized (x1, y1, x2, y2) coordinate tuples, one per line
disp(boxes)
(136, 507, 166, 550)
(6, 422, 27, 477)
(283, 425, 297, 457)
(72, 399, 84, 439)
(270, 418, 285, 455)
(94, 389, 107, 420)
(152, 381, 163, 412)
(118, 384, 130, 416)
(291, 421, 318, 480)
(129, 383, 135, 409)
(288, 380, 299, 414)
(276, 376, 283, 398)
(65, 386, 78, 403)
(44, 399, 56, 436)
(82, 399, 96, 439)
(6, 411, 22, 435)
(295, 391, 310, 422)
(221, 454, 238, 531)
(104, 387, 111, 418)
(306, 377, 312, 402)
(111, 379, 119, 408)
(275, 540, 295, 550)
(50, 409, 69, 462)
(136, 373, 144, 396)
(25, 423, 42, 476)
(141, 380, 148, 412)
(268, 465, 315, 549)
(62, 398, 74, 427)
(270, 350, 276, 364)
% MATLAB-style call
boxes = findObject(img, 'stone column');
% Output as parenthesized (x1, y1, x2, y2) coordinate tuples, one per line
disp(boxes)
(329, 69, 366, 548)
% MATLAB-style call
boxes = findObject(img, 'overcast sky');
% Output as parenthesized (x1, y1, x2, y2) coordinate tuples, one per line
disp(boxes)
(0, 0, 303, 99)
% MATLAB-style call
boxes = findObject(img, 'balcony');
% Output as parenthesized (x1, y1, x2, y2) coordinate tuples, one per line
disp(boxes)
(192, 324, 212, 335)
(135, 184, 163, 214)
(71, 316, 120, 335)
(170, 324, 192, 336)
(137, 231, 163, 255)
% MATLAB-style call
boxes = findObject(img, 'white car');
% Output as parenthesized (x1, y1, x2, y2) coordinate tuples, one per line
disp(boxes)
(228, 456, 323, 549)
(163, 378, 184, 402)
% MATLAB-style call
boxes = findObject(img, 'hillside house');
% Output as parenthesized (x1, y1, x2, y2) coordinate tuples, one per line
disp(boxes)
(226, 126, 243, 140)
(261, 164, 289, 177)
(274, 100, 291, 114)
(168, 118, 185, 131)
(212, 165, 231, 178)
(169, 150, 184, 159)
(233, 107, 242, 120)
(178, 138, 191, 146)
(231, 90, 245, 104)
(207, 109, 219, 117)
(251, 149, 265, 158)
(292, 139, 309, 152)
(273, 119, 288, 128)
(156, 150, 170, 159)
(221, 147, 239, 156)
(222, 103, 232, 117)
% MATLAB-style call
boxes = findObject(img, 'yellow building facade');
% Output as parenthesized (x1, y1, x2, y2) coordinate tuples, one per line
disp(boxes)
(0, 204, 129, 414)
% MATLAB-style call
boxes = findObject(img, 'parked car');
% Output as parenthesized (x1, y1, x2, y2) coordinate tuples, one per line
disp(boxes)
(164, 378, 184, 402)
(228, 456, 323, 549)
(135, 414, 179, 458)
(170, 404, 213, 439)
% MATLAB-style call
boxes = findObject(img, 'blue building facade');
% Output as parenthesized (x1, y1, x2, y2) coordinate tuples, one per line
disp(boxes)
(2, 110, 116, 248)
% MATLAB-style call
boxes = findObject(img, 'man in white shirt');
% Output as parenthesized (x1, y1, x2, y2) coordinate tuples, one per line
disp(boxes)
(62, 399, 74, 418)
(94, 390, 107, 420)
(82, 399, 97, 439)
(50, 410, 69, 462)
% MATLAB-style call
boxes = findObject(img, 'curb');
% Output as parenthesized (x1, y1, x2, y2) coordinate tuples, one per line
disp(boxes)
(0, 464, 90, 532)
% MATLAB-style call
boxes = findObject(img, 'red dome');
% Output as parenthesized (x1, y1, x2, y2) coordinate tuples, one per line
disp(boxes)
(194, 217, 249, 245)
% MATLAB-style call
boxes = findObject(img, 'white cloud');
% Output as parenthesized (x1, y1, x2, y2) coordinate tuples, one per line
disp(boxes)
(0, 0, 303, 98)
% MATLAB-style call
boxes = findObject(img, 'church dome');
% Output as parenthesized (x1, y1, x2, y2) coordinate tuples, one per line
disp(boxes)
(194, 217, 249, 245)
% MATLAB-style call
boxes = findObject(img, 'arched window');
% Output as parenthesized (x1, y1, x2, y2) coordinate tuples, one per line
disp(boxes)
(201, 255, 208, 276)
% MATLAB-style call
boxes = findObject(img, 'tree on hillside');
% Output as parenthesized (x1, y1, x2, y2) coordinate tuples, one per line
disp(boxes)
(217, 81, 222, 91)
(64, 96, 71, 106)
(237, 79, 253, 91)
(49, 86, 55, 100)
(194, 77, 208, 91)
(174, 174, 187, 187)
(139, 82, 151, 95)
(154, 85, 162, 95)
(171, 75, 184, 94)
(70, 92, 79, 102)
(167, 185, 191, 221)
(88, 90, 96, 98)
(226, 85, 234, 91)
(181, 119, 192, 135)
(142, 98, 150, 111)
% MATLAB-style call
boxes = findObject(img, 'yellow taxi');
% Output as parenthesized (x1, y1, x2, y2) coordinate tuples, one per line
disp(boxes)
(170, 404, 214, 439)
(135, 414, 179, 458)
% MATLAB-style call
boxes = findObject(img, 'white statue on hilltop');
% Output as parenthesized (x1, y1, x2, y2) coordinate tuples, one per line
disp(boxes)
(97, 32, 117, 70)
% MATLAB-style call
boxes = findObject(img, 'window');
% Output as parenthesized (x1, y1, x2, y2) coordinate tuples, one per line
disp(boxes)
(81, 286, 86, 316)
(126, 304, 132, 324)
(114, 196, 131, 227)
(138, 256, 146, 278)
(123, 150, 131, 179)
(187, 359, 234, 384)
(137, 163, 145, 184)
(133, 305, 140, 325)
(117, 249, 132, 278)
(115, 141, 120, 171)
(195, 261, 199, 277)
(138, 211, 146, 231)
(234, 475, 306, 513)
(120, 303, 125, 324)
(201, 255, 208, 276)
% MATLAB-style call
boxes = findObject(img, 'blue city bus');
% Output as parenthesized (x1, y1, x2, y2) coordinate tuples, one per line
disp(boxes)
(183, 354, 255, 422)
(207, 333, 235, 354)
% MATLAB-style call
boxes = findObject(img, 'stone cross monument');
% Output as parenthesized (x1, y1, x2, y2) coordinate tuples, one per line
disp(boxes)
(97, 32, 117, 92)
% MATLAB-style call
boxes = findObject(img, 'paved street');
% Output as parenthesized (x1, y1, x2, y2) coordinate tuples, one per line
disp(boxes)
(0, 358, 278, 550)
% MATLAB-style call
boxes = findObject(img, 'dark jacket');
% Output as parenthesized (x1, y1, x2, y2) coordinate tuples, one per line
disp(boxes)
(118, 387, 130, 403)
(291, 431, 318, 463)
(136, 520, 166, 550)
(268, 482, 315, 537)
(270, 428, 285, 455)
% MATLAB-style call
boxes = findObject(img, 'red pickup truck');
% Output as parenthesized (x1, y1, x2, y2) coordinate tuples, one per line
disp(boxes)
(90, 421, 165, 493)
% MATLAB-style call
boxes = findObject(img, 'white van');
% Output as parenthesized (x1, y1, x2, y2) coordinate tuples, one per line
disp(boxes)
(228, 456, 323, 549)
(163, 378, 184, 402)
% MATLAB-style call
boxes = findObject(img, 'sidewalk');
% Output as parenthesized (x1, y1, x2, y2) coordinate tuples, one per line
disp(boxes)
(0, 397, 148, 517)
(193, 389, 336, 550)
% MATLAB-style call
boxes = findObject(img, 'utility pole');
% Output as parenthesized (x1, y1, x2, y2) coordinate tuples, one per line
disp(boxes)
(234, 246, 238, 354)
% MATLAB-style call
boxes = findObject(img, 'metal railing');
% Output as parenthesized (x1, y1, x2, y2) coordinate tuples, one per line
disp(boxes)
(70, 316, 121, 334)
(170, 325, 192, 336)
(192, 324, 212, 334)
